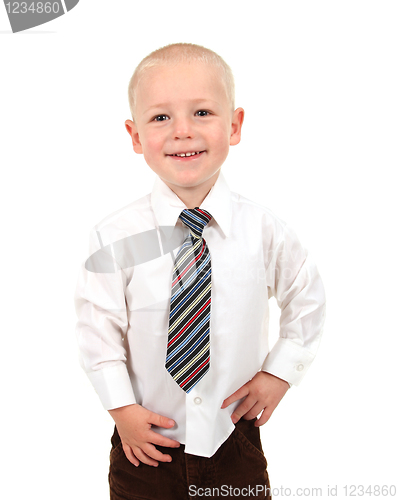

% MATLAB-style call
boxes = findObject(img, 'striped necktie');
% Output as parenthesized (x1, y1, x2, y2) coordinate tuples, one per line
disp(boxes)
(166, 207, 212, 393)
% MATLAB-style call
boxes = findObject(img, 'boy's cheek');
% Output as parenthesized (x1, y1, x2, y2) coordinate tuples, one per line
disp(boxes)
(145, 136, 164, 154)
(212, 126, 234, 149)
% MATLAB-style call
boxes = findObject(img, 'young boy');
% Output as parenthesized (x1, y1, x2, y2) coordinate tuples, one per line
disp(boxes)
(74, 43, 326, 500)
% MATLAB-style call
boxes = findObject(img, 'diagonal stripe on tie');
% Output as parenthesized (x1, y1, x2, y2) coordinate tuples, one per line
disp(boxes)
(166, 207, 213, 393)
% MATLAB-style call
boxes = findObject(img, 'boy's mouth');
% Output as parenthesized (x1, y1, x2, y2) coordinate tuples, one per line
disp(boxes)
(167, 150, 206, 158)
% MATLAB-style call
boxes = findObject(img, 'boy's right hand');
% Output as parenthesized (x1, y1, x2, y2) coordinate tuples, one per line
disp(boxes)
(108, 404, 180, 467)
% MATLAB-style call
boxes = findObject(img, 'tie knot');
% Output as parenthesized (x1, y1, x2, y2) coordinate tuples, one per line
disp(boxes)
(179, 207, 212, 238)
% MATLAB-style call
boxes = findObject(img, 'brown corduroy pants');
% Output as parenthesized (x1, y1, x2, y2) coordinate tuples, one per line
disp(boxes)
(108, 417, 271, 500)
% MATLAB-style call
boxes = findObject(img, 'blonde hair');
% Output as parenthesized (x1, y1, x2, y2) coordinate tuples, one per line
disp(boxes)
(127, 43, 235, 121)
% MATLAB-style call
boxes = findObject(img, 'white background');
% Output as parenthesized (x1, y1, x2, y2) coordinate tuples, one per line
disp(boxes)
(1, 1, 397, 498)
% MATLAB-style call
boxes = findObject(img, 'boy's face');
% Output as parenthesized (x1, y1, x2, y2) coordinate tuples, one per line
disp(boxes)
(125, 61, 244, 202)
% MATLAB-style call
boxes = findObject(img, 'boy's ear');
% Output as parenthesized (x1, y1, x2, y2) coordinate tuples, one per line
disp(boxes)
(230, 107, 244, 146)
(125, 119, 143, 154)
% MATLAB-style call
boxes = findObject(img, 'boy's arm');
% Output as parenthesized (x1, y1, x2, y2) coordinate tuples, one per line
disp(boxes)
(222, 222, 326, 425)
(74, 227, 180, 466)
(74, 227, 136, 410)
(261, 223, 326, 386)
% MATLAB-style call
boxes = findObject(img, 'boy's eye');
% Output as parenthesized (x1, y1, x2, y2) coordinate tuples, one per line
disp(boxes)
(154, 115, 169, 122)
(196, 110, 209, 117)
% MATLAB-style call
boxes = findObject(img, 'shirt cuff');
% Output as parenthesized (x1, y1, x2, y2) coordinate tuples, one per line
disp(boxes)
(261, 337, 316, 386)
(86, 363, 137, 410)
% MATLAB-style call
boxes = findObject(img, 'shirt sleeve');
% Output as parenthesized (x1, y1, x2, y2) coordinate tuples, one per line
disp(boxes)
(74, 226, 137, 410)
(261, 221, 326, 386)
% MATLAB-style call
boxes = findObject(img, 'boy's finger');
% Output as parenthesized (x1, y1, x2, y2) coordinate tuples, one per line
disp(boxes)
(122, 444, 140, 467)
(149, 431, 181, 449)
(134, 446, 159, 467)
(221, 386, 249, 408)
(230, 395, 257, 422)
(255, 408, 273, 427)
(143, 443, 173, 463)
(241, 402, 265, 421)
(148, 412, 176, 429)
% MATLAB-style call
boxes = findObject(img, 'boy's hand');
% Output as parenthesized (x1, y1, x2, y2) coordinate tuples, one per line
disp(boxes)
(108, 404, 180, 467)
(221, 371, 289, 427)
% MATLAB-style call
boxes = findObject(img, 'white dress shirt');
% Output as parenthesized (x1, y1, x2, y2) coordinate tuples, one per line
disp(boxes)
(74, 171, 326, 458)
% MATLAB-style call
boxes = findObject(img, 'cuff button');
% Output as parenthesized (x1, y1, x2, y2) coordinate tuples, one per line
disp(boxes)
(296, 364, 304, 371)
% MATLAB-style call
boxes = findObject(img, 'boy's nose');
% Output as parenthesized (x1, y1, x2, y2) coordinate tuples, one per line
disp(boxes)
(172, 117, 194, 140)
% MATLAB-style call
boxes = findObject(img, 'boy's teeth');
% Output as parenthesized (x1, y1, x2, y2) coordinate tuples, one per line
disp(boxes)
(175, 151, 200, 157)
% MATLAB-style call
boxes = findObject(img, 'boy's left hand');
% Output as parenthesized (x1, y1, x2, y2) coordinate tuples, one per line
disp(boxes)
(221, 371, 289, 427)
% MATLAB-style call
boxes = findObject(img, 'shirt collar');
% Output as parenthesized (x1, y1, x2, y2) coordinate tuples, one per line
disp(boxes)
(151, 171, 232, 238)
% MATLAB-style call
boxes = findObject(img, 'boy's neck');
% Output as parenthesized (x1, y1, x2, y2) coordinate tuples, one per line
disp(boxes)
(162, 170, 220, 209)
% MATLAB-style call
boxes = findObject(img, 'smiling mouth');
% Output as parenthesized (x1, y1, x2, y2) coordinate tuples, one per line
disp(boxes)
(167, 150, 206, 158)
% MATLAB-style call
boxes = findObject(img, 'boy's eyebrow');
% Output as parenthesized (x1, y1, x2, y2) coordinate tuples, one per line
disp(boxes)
(144, 98, 219, 112)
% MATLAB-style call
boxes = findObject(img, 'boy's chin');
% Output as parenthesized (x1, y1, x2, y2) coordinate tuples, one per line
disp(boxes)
(161, 175, 214, 191)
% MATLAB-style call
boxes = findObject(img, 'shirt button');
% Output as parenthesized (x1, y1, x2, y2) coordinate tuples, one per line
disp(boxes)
(296, 364, 304, 371)
(194, 397, 202, 405)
